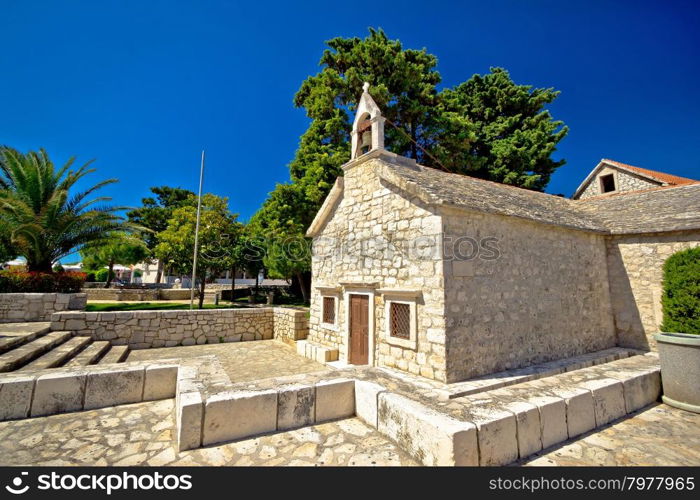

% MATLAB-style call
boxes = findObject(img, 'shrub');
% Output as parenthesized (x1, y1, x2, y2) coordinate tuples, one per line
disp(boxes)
(0, 271, 86, 293)
(84, 271, 97, 282)
(661, 247, 700, 334)
(94, 268, 114, 282)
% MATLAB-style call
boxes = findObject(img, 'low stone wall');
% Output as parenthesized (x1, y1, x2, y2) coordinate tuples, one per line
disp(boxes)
(83, 288, 200, 301)
(0, 293, 87, 323)
(50, 306, 308, 349)
(0, 360, 177, 421)
(273, 308, 309, 345)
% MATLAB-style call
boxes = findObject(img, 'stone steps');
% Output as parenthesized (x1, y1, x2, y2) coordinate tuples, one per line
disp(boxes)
(372, 353, 661, 466)
(19, 336, 92, 371)
(99, 345, 130, 364)
(0, 330, 74, 372)
(439, 346, 637, 399)
(64, 341, 112, 367)
(0, 322, 52, 355)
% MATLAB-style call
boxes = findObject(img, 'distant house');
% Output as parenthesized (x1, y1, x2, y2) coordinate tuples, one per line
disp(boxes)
(302, 83, 700, 383)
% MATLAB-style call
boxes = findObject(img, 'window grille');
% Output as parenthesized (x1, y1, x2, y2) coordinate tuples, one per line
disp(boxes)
(390, 302, 410, 339)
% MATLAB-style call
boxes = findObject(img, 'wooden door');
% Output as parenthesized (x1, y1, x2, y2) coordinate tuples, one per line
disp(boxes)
(349, 294, 369, 365)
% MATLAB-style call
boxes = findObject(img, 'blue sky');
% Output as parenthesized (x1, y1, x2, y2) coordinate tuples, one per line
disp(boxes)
(2, 0, 699, 228)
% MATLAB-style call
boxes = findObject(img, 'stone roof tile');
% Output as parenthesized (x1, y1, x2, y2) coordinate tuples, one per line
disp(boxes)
(379, 158, 700, 235)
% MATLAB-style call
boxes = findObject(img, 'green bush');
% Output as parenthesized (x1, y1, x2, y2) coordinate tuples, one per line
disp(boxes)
(661, 247, 700, 334)
(94, 268, 114, 282)
(0, 271, 86, 293)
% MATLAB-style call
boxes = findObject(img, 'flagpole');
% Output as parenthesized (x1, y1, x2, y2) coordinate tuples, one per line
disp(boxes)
(190, 150, 205, 309)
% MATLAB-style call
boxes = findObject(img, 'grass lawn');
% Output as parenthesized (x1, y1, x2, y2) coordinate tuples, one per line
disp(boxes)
(86, 302, 245, 312)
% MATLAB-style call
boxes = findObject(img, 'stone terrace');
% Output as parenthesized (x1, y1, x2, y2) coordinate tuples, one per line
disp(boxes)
(0, 399, 417, 466)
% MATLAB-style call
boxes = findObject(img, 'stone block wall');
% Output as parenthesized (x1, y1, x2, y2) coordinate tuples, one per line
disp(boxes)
(577, 166, 658, 199)
(308, 158, 447, 381)
(50, 306, 308, 349)
(273, 308, 309, 345)
(442, 210, 617, 382)
(83, 288, 196, 301)
(606, 230, 700, 350)
(0, 293, 87, 323)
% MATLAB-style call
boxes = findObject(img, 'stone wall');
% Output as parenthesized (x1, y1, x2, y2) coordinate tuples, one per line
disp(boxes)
(83, 288, 196, 301)
(50, 306, 308, 349)
(0, 293, 87, 323)
(442, 209, 617, 382)
(273, 308, 309, 345)
(577, 166, 659, 199)
(308, 157, 447, 381)
(606, 230, 700, 350)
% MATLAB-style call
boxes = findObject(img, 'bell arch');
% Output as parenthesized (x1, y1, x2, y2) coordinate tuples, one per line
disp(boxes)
(350, 82, 385, 159)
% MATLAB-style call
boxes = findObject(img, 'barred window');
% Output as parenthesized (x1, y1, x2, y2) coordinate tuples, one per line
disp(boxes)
(322, 296, 336, 325)
(390, 302, 411, 339)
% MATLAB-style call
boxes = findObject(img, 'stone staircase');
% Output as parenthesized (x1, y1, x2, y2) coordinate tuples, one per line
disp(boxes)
(0, 322, 129, 373)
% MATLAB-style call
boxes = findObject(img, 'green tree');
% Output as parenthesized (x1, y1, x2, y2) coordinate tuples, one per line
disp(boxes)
(661, 247, 700, 335)
(81, 232, 149, 288)
(155, 194, 239, 308)
(438, 67, 568, 190)
(0, 227, 17, 265)
(126, 186, 195, 282)
(227, 225, 255, 297)
(0, 146, 125, 272)
(252, 31, 569, 300)
(249, 183, 313, 302)
(291, 28, 441, 205)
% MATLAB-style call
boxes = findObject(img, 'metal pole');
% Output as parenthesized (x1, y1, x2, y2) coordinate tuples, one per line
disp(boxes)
(190, 150, 205, 309)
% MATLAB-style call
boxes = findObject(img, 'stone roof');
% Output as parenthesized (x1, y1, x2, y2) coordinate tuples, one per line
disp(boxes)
(307, 150, 700, 238)
(378, 162, 609, 233)
(572, 158, 699, 199)
(600, 159, 699, 187)
(576, 183, 700, 234)
(377, 155, 700, 235)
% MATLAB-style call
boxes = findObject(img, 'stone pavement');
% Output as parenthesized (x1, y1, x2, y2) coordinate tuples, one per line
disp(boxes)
(127, 340, 329, 383)
(0, 400, 417, 466)
(522, 404, 700, 466)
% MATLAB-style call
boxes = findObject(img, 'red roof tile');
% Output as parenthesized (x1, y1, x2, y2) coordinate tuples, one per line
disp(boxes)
(602, 159, 699, 186)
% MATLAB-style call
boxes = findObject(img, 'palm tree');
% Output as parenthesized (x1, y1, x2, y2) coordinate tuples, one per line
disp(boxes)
(0, 146, 125, 272)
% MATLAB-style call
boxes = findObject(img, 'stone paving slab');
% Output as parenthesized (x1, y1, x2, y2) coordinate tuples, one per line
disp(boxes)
(522, 404, 700, 466)
(127, 340, 329, 383)
(0, 400, 417, 466)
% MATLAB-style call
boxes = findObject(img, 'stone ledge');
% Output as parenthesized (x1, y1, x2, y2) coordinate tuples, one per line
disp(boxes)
(0, 358, 179, 422)
(296, 340, 339, 364)
(49, 306, 307, 349)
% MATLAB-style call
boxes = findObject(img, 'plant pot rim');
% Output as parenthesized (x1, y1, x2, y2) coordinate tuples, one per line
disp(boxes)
(655, 332, 700, 346)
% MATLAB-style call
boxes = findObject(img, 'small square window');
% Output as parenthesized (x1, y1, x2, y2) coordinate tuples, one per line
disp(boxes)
(390, 302, 411, 339)
(322, 296, 336, 325)
(600, 173, 616, 193)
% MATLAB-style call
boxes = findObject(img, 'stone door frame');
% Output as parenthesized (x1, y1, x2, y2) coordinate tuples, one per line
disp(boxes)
(342, 287, 375, 366)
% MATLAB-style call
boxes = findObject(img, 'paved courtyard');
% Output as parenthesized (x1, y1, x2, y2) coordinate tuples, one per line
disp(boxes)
(0, 400, 417, 466)
(0, 396, 697, 466)
(127, 339, 329, 383)
(523, 404, 700, 466)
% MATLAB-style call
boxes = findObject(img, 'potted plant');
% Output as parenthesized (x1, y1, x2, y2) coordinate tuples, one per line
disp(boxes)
(655, 247, 700, 413)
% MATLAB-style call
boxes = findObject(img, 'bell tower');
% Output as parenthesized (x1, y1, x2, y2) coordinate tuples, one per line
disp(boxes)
(350, 82, 385, 159)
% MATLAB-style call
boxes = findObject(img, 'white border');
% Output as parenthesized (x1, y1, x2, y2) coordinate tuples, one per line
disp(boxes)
(384, 298, 417, 350)
(320, 295, 339, 331)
